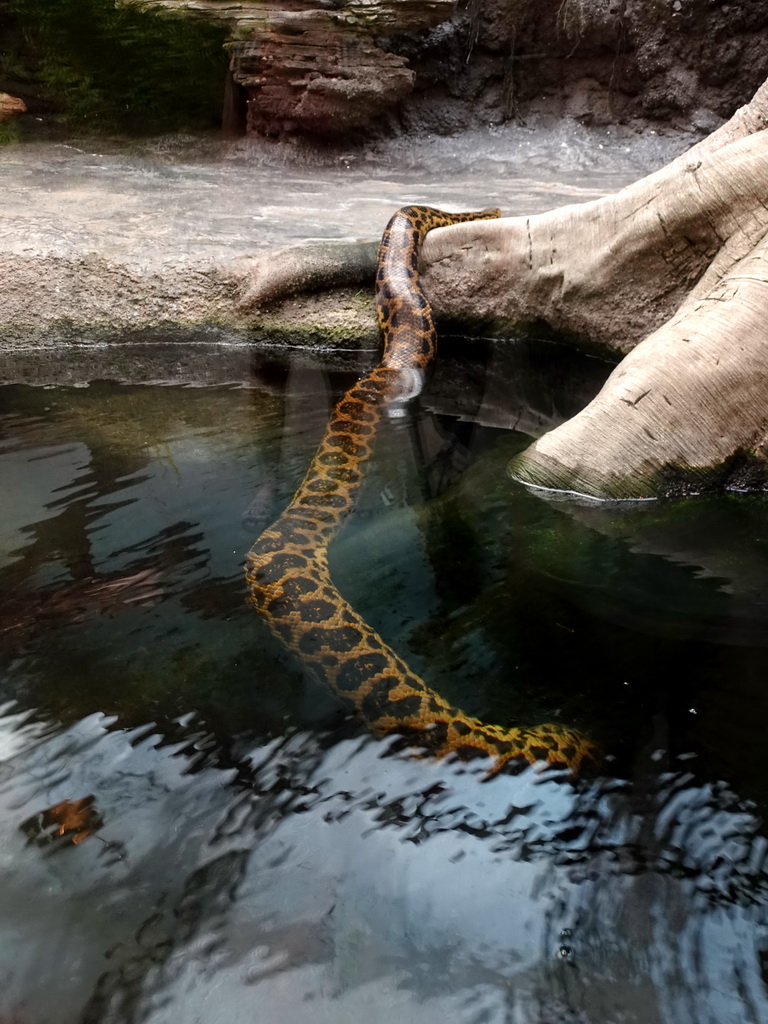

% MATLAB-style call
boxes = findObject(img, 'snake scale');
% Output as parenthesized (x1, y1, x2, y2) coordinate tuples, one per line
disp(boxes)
(246, 206, 597, 775)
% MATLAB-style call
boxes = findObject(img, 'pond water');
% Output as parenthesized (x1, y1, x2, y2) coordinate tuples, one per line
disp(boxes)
(3, 338, 768, 1024)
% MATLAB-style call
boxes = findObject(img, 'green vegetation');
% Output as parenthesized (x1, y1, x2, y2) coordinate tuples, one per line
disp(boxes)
(0, 0, 229, 133)
(0, 119, 19, 143)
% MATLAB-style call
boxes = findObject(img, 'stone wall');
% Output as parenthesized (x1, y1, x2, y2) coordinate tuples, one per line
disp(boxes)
(134, 0, 454, 137)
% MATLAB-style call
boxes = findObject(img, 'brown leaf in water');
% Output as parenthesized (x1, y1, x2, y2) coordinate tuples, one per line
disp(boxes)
(20, 795, 103, 847)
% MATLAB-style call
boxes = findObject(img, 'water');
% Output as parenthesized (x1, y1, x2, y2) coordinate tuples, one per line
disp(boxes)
(4, 339, 768, 1024)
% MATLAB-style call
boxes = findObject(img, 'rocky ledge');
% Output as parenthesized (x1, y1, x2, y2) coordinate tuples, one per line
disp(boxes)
(134, 0, 454, 137)
(227, 22, 415, 137)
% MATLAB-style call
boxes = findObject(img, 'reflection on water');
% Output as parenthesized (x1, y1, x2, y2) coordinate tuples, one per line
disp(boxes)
(3, 342, 768, 1023)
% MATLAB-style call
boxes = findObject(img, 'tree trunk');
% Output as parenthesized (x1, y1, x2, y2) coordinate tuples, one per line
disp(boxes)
(416, 80, 768, 498)
(248, 78, 768, 499)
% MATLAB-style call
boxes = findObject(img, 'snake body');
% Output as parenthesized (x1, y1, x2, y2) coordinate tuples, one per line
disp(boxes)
(246, 206, 597, 774)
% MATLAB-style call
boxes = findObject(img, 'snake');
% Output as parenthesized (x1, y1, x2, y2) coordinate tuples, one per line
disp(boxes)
(246, 205, 598, 775)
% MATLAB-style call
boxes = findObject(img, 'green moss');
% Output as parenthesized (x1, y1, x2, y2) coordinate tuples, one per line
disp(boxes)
(0, 0, 229, 133)
(252, 321, 379, 349)
(252, 288, 379, 349)
(510, 445, 768, 501)
(0, 120, 20, 144)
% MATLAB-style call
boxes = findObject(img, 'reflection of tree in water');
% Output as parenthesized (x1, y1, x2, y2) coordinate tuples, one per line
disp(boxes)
(0, 383, 210, 602)
(529, 770, 768, 1023)
(81, 848, 252, 1024)
(1, 418, 150, 591)
(403, 399, 768, 811)
(0, 530, 192, 655)
(0, 406, 178, 718)
(76, 731, 328, 1024)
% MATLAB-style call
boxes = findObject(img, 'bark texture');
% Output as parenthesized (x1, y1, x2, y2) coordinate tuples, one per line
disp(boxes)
(420, 84, 768, 352)
(509, 231, 768, 497)
(422, 84, 768, 497)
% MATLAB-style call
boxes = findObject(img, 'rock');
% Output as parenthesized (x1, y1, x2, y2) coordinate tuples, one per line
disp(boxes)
(225, 0, 454, 138)
(133, 0, 454, 138)
(135, 0, 453, 35)
(564, 77, 622, 125)
(0, 93, 26, 124)
(229, 26, 414, 138)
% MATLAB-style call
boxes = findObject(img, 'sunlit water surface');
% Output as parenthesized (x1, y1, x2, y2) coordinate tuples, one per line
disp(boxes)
(3, 340, 768, 1024)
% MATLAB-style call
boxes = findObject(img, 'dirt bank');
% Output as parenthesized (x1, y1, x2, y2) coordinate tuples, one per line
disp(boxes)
(398, 0, 768, 138)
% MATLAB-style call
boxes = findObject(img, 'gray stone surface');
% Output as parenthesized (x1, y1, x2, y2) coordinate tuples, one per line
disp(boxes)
(0, 126, 687, 352)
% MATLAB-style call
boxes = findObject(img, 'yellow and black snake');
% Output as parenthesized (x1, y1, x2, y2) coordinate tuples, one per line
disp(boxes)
(246, 206, 597, 775)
